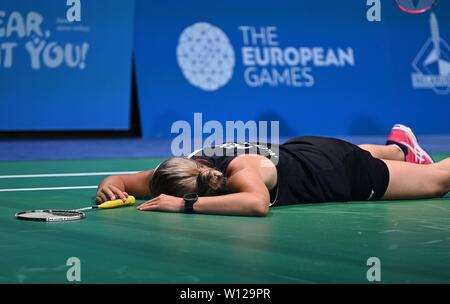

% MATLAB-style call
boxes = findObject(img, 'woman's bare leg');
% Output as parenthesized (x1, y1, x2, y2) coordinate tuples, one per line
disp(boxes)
(359, 144, 405, 161)
(382, 158, 450, 199)
(436, 157, 450, 171)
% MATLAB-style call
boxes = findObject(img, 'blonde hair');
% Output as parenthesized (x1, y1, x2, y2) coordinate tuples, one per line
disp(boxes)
(150, 157, 227, 197)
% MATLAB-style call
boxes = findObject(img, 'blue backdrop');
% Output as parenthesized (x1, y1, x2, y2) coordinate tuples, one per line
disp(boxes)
(0, 0, 134, 130)
(134, 0, 450, 139)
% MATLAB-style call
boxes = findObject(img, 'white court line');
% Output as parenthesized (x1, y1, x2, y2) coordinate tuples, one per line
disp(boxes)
(0, 185, 98, 192)
(0, 171, 139, 179)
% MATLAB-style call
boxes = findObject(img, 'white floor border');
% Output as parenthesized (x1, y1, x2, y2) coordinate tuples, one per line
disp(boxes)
(0, 186, 98, 192)
(0, 171, 138, 179)
(0, 171, 139, 192)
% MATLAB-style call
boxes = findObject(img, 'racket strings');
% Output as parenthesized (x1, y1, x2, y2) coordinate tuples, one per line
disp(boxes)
(16, 210, 85, 221)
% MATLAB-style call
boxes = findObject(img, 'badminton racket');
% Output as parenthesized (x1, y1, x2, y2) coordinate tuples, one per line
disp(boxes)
(15, 195, 136, 222)
(395, 0, 438, 14)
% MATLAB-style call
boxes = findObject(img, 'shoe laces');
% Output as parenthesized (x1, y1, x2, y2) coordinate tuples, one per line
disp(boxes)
(400, 141, 426, 164)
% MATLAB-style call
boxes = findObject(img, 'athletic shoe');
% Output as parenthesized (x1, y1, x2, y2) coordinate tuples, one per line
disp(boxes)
(386, 124, 434, 164)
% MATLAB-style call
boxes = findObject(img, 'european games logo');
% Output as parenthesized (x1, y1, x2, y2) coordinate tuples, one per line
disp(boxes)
(176, 22, 235, 92)
(412, 13, 450, 95)
(177, 23, 355, 92)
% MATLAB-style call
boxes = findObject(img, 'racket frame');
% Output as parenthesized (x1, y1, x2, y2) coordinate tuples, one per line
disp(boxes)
(395, 0, 438, 14)
(15, 210, 86, 222)
(15, 196, 135, 222)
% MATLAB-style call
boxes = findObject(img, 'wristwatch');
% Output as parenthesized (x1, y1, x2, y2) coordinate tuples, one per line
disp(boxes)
(183, 193, 198, 214)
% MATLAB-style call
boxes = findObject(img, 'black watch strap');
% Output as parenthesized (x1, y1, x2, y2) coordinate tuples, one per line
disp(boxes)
(183, 193, 198, 214)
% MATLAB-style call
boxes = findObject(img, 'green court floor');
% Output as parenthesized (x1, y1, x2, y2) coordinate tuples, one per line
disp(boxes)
(1, 155, 449, 283)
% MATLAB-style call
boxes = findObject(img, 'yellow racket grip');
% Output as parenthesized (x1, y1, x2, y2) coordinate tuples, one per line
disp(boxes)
(98, 195, 135, 209)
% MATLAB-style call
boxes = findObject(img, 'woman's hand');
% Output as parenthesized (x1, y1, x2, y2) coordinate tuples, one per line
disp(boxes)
(96, 184, 128, 203)
(137, 194, 184, 213)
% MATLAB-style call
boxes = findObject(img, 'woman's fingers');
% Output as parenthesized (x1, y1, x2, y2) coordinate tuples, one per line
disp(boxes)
(145, 196, 159, 204)
(96, 192, 108, 203)
(109, 185, 127, 201)
(138, 203, 159, 211)
(138, 201, 158, 210)
(137, 198, 159, 210)
(101, 186, 116, 200)
(138, 201, 157, 209)
(137, 195, 183, 212)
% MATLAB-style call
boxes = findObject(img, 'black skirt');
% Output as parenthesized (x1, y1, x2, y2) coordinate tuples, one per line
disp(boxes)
(273, 136, 390, 205)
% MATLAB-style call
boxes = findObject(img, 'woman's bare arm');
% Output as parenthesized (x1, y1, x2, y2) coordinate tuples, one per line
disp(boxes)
(138, 165, 270, 216)
(96, 170, 154, 203)
(193, 168, 270, 216)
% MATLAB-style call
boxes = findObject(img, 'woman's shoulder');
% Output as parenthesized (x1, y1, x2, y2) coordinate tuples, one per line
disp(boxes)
(227, 154, 275, 173)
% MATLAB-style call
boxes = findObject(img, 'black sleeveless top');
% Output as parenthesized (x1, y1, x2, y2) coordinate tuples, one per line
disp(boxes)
(188, 137, 356, 206)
